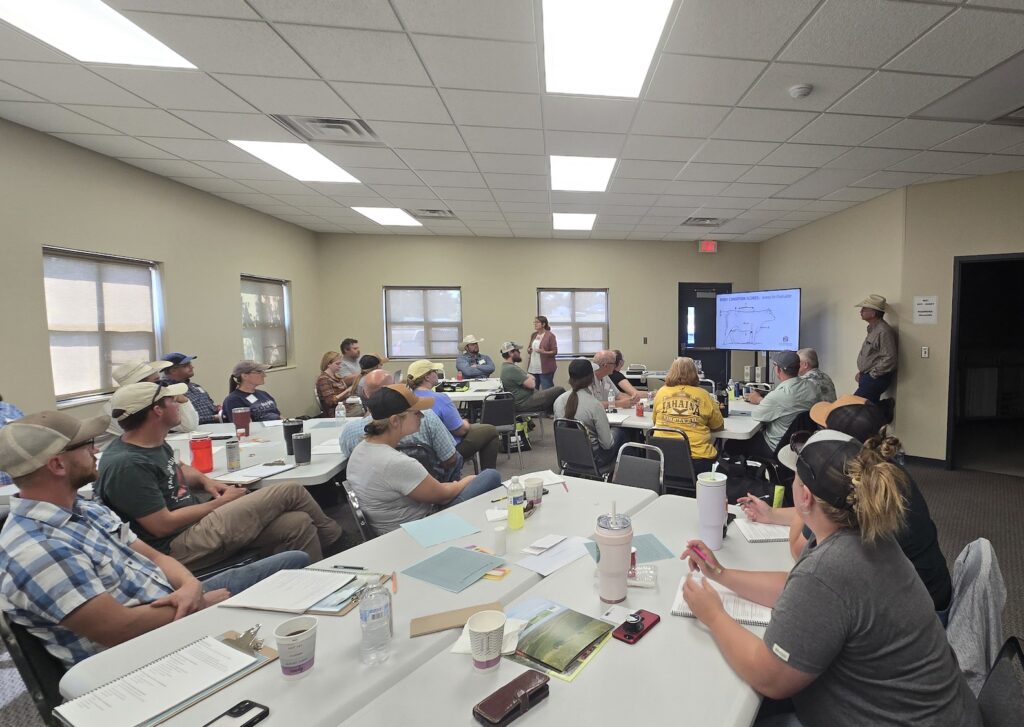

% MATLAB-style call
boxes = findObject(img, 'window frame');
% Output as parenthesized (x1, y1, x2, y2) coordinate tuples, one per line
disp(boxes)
(536, 287, 610, 357)
(240, 274, 292, 369)
(42, 246, 164, 405)
(382, 286, 464, 360)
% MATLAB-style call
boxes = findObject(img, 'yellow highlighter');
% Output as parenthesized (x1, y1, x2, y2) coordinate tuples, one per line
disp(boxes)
(772, 485, 785, 509)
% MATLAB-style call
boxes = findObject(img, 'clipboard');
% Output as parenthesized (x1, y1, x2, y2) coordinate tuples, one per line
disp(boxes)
(306, 572, 391, 616)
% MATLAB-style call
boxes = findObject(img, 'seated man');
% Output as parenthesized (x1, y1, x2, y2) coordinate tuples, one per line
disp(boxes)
(498, 341, 564, 413)
(732, 351, 819, 462)
(339, 370, 462, 481)
(456, 335, 495, 379)
(160, 352, 221, 424)
(96, 382, 343, 571)
(797, 347, 837, 403)
(0, 411, 308, 667)
(589, 350, 640, 409)
(105, 360, 199, 440)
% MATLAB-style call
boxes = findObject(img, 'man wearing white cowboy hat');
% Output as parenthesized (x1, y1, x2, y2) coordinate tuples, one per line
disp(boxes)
(104, 360, 199, 440)
(854, 294, 898, 403)
(456, 334, 495, 380)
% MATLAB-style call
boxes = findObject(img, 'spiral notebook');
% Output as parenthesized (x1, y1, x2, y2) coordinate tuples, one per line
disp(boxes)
(734, 518, 791, 543)
(670, 574, 772, 627)
(53, 633, 276, 727)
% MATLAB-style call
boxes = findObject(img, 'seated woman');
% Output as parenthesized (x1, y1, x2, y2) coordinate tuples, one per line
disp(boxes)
(651, 357, 724, 474)
(346, 385, 502, 534)
(407, 359, 500, 471)
(554, 359, 628, 470)
(608, 349, 643, 402)
(222, 360, 282, 423)
(681, 432, 981, 727)
(315, 351, 353, 417)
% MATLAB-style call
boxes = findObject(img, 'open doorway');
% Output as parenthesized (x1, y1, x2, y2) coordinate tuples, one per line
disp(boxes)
(948, 253, 1024, 476)
(678, 282, 731, 387)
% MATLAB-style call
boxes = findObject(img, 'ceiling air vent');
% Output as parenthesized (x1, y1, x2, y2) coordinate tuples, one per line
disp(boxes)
(270, 115, 384, 146)
(683, 216, 725, 227)
(405, 208, 458, 220)
(990, 105, 1024, 128)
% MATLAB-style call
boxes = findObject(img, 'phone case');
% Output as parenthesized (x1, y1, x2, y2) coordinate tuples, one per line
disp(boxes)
(472, 670, 550, 726)
(612, 609, 661, 644)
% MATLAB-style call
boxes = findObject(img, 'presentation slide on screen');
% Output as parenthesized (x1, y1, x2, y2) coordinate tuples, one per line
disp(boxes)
(716, 289, 800, 351)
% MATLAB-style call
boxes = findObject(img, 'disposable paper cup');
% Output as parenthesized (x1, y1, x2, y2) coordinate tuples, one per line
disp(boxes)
(696, 472, 728, 551)
(467, 610, 506, 672)
(523, 477, 544, 506)
(274, 615, 318, 678)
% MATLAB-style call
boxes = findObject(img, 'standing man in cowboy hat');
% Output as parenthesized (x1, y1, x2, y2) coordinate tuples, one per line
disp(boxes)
(456, 334, 495, 380)
(854, 294, 898, 403)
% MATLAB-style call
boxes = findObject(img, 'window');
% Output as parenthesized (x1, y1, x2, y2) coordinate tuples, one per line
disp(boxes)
(538, 288, 609, 355)
(241, 276, 290, 366)
(384, 287, 462, 358)
(42, 248, 162, 401)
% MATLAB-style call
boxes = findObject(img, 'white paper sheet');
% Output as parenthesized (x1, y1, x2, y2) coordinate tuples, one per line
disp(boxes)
(219, 569, 354, 613)
(516, 536, 589, 577)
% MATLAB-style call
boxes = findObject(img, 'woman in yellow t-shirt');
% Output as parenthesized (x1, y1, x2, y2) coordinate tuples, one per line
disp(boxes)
(651, 357, 724, 474)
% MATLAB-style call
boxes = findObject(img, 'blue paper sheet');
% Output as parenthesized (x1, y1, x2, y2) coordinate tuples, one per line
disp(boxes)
(400, 513, 480, 548)
(583, 533, 675, 564)
(402, 547, 505, 593)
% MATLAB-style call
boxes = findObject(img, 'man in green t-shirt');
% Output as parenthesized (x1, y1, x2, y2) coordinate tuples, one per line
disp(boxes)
(498, 341, 564, 413)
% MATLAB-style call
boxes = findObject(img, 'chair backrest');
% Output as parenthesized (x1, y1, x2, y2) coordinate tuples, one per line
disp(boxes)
(393, 369, 403, 385)
(698, 378, 716, 394)
(772, 410, 816, 459)
(481, 392, 516, 429)
(948, 538, 1007, 696)
(341, 480, 376, 542)
(553, 418, 603, 479)
(977, 636, 1024, 727)
(612, 442, 665, 496)
(314, 385, 327, 417)
(645, 426, 699, 495)
(646, 376, 665, 393)
(0, 612, 66, 726)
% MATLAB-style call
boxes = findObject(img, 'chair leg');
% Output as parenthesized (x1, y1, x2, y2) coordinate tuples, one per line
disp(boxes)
(515, 430, 523, 469)
(473, 453, 481, 474)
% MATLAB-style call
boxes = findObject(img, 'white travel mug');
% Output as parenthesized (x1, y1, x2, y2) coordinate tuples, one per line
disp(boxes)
(594, 513, 633, 604)
(696, 472, 728, 551)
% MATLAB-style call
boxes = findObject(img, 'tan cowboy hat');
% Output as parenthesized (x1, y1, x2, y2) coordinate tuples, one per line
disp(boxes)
(854, 294, 887, 312)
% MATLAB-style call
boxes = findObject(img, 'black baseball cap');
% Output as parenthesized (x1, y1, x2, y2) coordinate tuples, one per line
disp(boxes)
(791, 432, 862, 511)
(771, 350, 800, 375)
(162, 352, 196, 366)
(366, 385, 433, 420)
(568, 358, 593, 379)
(810, 395, 887, 444)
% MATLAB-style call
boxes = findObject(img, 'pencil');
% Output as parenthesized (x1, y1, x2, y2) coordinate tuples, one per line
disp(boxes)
(391, 570, 398, 594)
(689, 544, 723, 575)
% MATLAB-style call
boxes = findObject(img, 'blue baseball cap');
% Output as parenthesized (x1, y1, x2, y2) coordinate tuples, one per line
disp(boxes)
(162, 352, 196, 365)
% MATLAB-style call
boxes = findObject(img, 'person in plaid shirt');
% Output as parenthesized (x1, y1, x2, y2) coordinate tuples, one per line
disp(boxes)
(159, 352, 220, 424)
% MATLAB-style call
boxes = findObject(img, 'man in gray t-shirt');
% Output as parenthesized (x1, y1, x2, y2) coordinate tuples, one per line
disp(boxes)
(338, 337, 361, 386)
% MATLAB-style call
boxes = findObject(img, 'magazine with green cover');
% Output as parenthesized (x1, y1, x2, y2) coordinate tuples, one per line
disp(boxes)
(505, 598, 612, 674)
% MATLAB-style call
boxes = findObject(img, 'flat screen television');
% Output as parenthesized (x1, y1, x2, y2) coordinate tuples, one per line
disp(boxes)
(715, 288, 801, 352)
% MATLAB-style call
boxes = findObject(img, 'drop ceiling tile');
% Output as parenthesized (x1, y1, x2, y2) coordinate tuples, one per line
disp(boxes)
(541, 96, 637, 133)
(967, 0, 1024, 8)
(490, 188, 547, 202)
(93, 68, 252, 112)
(648, 55, 766, 105)
(936, 125, 1024, 153)
(1002, 142, 1024, 156)
(621, 135, 702, 162)
(597, 215, 644, 224)
(393, 0, 535, 41)
(740, 63, 871, 112)
(852, 170, 933, 187)
(196, 161, 292, 180)
(778, 210, 830, 221)
(544, 130, 625, 156)
(371, 121, 467, 151)
(65, 105, 209, 137)
(949, 154, 1024, 175)
(603, 193, 660, 206)
(736, 209, 786, 222)
(0, 25, 72, 63)
(692, 207, 748, 218)
(760, 219, 806, 228)
(608, 179, 669, 194)
(632, 103, 730, 137)
(371, 184, 439, 198)
(121, 157, 221, 177)
(380, 198, 447, 210)
(436, 187, 497, 201)
(173, 177, 259, 194)
(780, 0, 953, 67)
(675, 162, 750, 182)
(413, 35, 539, 93)
(396, 149, 478, 172)
(332, 83, 451, 123)
(790, 113, 900, 146)
(865, 119, 977, 149)
(213, 75, 354, 116)
(664, 0, 817, 60)
(124, 13, 315, 77)
(800, 199, 857, 212)
(418, 170, 486, 187)
(0, 61, 150, 106)
(916, 52, 1024, 122)
(504, 211, 551, 221)
(599, 203, 658, 214)
(473, 153, 547, 174)
(276, 25, 428, 84)
(108, 1, 259, 17)
(886, 150, 986, 173)
(711, 108, 817, 142)
(172, 110, 297, 141)
(54, 133, 175, 159)
(778, 168, 868, 198)
(825, 147, 917, 170)
(910, 173, 973, 185)
(753, 198, 811, 210)
(760, 143, 850, 166)
(343, 168, 419, 185)
(823, 187, 890, 201)
(615, 159, 685, 179)
(654, 195, 718, 208)
(829, 72, 967, 117)
(449, 201, 502, 213)
(738, 166, 814, 184)
(440, 89, 542, 128)
(692, 139, 777, 164)
(0, 79, 40, 102)
(664, 181, 730, 195)
(461, 125, 543, 154)
(722, 182, 787, 197)
(208, 192, 279, 205)
(483, 173, 548, 190)
(887, 8, 1024, 76)
(248, 0, 401, 28)
(312, 145, 408, 169)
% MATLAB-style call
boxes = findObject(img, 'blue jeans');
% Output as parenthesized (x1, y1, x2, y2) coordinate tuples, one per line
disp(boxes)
(445, 469, 503, 506)
(854, 370, 894, 403)
(536, 372, 555, 390)
(202, 551, 310, 595)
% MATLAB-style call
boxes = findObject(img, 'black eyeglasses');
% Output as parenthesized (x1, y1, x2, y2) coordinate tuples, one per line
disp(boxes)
(61, 438, 94, 454)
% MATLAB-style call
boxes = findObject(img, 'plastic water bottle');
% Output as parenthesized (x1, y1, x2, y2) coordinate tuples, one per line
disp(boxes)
(507, 476, 525, 531)
(607, 389, 616, 412)
(359, 584, 393, 665)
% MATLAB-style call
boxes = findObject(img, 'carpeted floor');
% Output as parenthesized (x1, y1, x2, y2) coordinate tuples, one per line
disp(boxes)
(1, 431, 1020, 726)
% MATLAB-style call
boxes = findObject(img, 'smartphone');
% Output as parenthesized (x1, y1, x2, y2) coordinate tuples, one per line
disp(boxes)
(612, 609, 660, 644)
(203, 701, 270, 727)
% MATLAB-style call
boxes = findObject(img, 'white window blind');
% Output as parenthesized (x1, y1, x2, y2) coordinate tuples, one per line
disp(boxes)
(43, 249, 161, 400)
(241, 276, 290, 367)
(384, 287, 462, 358)
(538, 288, 609, 355)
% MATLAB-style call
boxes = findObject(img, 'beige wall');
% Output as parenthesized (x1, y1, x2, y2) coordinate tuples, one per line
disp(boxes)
(316, 234, 759, 388)
(0, 119, 322, 419)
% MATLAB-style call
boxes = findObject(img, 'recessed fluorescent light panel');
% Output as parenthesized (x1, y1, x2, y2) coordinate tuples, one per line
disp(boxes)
(543, 0, 672, 97)
(550, 155, 616, 192)
(352, 207, 422, 227)
(229, 140, 360, 183)
(0, 0, 195, 67)
(553, 213, 596, 231)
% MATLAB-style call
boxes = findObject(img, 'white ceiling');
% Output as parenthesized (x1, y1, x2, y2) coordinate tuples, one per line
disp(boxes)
(2, 0, 1024, 241)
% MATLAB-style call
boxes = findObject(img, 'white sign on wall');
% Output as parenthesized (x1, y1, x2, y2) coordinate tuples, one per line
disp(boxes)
(913, 295, 938, 325)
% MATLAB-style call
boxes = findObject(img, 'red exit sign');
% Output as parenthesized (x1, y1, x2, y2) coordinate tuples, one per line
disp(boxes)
(698, 239, 718, 253)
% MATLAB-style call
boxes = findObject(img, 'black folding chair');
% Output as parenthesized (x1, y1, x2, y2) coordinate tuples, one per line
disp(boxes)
(977, 636, 1024, 727)
(645, 426, 699, 497)
(553, 418, 608, 481)
(0, 612, 66, 726)
(612, 442, 665, 496)
(481, 392, 525, 469)
(342, 480, 377, 542)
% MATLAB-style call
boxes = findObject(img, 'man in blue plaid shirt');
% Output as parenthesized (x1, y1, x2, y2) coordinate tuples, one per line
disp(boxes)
(159, 352, 221, 424)
(0, 411, 308, 667)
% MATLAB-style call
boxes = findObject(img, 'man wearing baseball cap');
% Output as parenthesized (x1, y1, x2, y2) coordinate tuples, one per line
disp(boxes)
(498, 341, 564, 414)
(853, 294, 898, 403)
(456, 334, 495, 380)
(95, 382, 342, 570)
(105, 359, 199, 439)
(735, 350, 818, 461)
(160, 352, 220, 424)
(0, 411, 308, 667)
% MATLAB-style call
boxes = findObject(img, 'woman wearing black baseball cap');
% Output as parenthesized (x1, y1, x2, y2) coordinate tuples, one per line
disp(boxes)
(681, 434, 980, 727)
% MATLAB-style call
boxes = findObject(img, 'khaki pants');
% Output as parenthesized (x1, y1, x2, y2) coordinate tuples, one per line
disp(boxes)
(169, 482, 343, 570)
(455, 423, 500, 470)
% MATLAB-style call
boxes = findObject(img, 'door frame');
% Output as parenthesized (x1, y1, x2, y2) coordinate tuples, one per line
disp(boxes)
(678, 281, 733, 383)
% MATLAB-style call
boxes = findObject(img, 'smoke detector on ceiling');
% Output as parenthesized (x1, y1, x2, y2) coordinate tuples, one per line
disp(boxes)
(788, 84, 814, 99)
